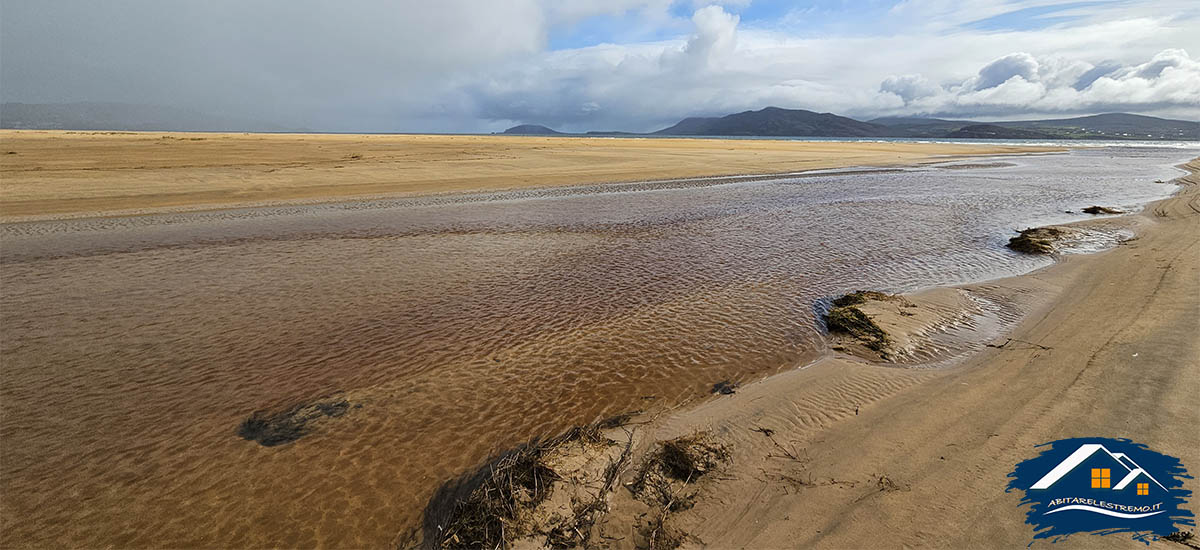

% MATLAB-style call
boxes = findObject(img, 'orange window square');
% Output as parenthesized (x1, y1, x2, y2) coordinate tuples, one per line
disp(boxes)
(1137, 483, 1149, 495)
(1091, 468, 1111, 488)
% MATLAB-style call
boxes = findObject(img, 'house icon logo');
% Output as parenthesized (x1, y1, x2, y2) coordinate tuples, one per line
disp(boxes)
(1008, 437, 1194, 544)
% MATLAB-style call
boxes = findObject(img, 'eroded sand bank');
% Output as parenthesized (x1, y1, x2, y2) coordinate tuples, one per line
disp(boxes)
(0, 130, 1057, 220)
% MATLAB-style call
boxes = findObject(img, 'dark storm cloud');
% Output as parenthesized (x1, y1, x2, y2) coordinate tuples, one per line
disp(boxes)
(3, 1, 1197, 132)
(1, 0, 546, 131)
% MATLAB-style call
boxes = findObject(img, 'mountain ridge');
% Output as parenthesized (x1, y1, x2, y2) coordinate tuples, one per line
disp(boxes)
(500, 124, 563, 135)
(4, 102, 1193, 140)
(504, 108, 1199, 140)
(652, 107, 892, 137)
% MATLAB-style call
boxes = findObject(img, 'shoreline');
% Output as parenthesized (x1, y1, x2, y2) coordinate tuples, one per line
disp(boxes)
(2, 135, 1194, 547)
(0, 130, 1062, 222)
(421, 158, 1199, 548)
(0, 163, 1005, 225)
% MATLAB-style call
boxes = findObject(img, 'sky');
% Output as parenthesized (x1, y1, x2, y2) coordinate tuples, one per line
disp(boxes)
(2, 0, 1198, 133)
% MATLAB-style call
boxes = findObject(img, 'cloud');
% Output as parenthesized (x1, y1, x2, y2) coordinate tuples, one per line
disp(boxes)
(881, 74, 942, 102)
(973, 53, 1041, 90)
(883, 48, 1200, 118)
(681, 5, 739, 66)
(1072, 61, 1122, 90)
(467, 5, 1198, 131)
(467, 6, 747, 130)
(3, 1, 1198, 132)
(690, 0, 752, 9)
(1, 0, 550, 131)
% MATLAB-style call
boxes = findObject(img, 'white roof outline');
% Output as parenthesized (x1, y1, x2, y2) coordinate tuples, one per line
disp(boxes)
(1113, 468, 1155, 490)
(1029, 444, 1166, 491)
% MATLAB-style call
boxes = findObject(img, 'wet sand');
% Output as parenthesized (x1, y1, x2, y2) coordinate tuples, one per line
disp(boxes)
(0, 130, 1056, 221)
(0, 133, 1186, 549)
(537, 159, 1199, 549)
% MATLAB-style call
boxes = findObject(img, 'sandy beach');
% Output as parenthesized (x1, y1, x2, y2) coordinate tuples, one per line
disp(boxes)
(1, 132, 1194, 549)
(640, 160, 1199, 549)
(443, 159, 1199, 549)
(0, 130, 1056, 221)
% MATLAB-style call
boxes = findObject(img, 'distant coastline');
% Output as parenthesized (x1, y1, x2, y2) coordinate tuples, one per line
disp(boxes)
(501, 107, 1200, 141)
(3, 103, 1196, 141)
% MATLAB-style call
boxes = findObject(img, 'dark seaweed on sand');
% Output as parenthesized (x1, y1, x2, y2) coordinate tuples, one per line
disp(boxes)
(711, 380, 737, 395)
(825, 304, 890, 352)
(652, 434, 729, 483)
(630, 433, 730, 550)
(237, 398, 352, 447)
(422, 424, 615, 550)
(831, 290, 892, 308)
(1006, 227, 1066, 255)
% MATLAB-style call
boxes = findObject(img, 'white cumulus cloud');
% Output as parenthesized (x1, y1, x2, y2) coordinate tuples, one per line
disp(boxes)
(884, 48, 1200, 118)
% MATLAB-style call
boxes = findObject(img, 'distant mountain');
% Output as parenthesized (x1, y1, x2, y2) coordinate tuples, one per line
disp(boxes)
(0, 102, 294, 132)
(9, 102, 1191, 140)
(501, 124, 563, 135)
(654, 107, 893, 137)
(992, 113, 1199, 140)
(649, 109, 1195, 140)
(868, 116, 961, 126)
(944, 124, 1056, 139)
(867, 116, 974, 138)
(871, 112, 1199, 140)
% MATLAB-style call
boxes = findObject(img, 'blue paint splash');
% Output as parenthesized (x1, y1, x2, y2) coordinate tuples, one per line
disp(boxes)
(1007, 437, 1193, 545)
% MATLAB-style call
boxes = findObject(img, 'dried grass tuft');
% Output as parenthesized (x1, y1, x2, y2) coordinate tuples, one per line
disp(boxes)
(423, 417, 635, 550)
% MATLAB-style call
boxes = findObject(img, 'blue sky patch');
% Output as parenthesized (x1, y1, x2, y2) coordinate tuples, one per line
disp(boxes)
(965, 1, 1112, 31)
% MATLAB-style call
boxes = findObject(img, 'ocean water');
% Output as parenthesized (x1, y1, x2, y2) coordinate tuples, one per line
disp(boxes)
(482, 134, 1200, 150)
(0, 146, 1194, 547)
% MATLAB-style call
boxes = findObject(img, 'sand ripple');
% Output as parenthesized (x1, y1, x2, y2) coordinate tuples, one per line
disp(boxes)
(0, 147, 1191, 547)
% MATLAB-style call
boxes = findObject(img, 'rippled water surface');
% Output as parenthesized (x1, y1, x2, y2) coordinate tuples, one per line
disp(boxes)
(0, 146, 1193, 547)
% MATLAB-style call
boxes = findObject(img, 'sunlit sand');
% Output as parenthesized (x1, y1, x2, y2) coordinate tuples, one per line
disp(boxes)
(0, 130, 1056, 220)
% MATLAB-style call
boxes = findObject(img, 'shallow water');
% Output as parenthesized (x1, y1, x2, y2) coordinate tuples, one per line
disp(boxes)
(0, 146, 1193, 547)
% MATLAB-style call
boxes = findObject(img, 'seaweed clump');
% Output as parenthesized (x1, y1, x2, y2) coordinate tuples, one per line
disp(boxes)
(632, 433, 730, 550)
(654, 434, 729, 482)
(831, 290, 892, 308)
(632, 432, 730, 506)
(423, 424, 615, 550)
(710, 380, 737, 395)
(428, 444, 560, 549)
(825, 303, 890, 352)
(1082, 205, 1124, 215)
(1006, 227, 1066, 255)
(237, 397, 353, 447)
(1162, 531, 1194, 544)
